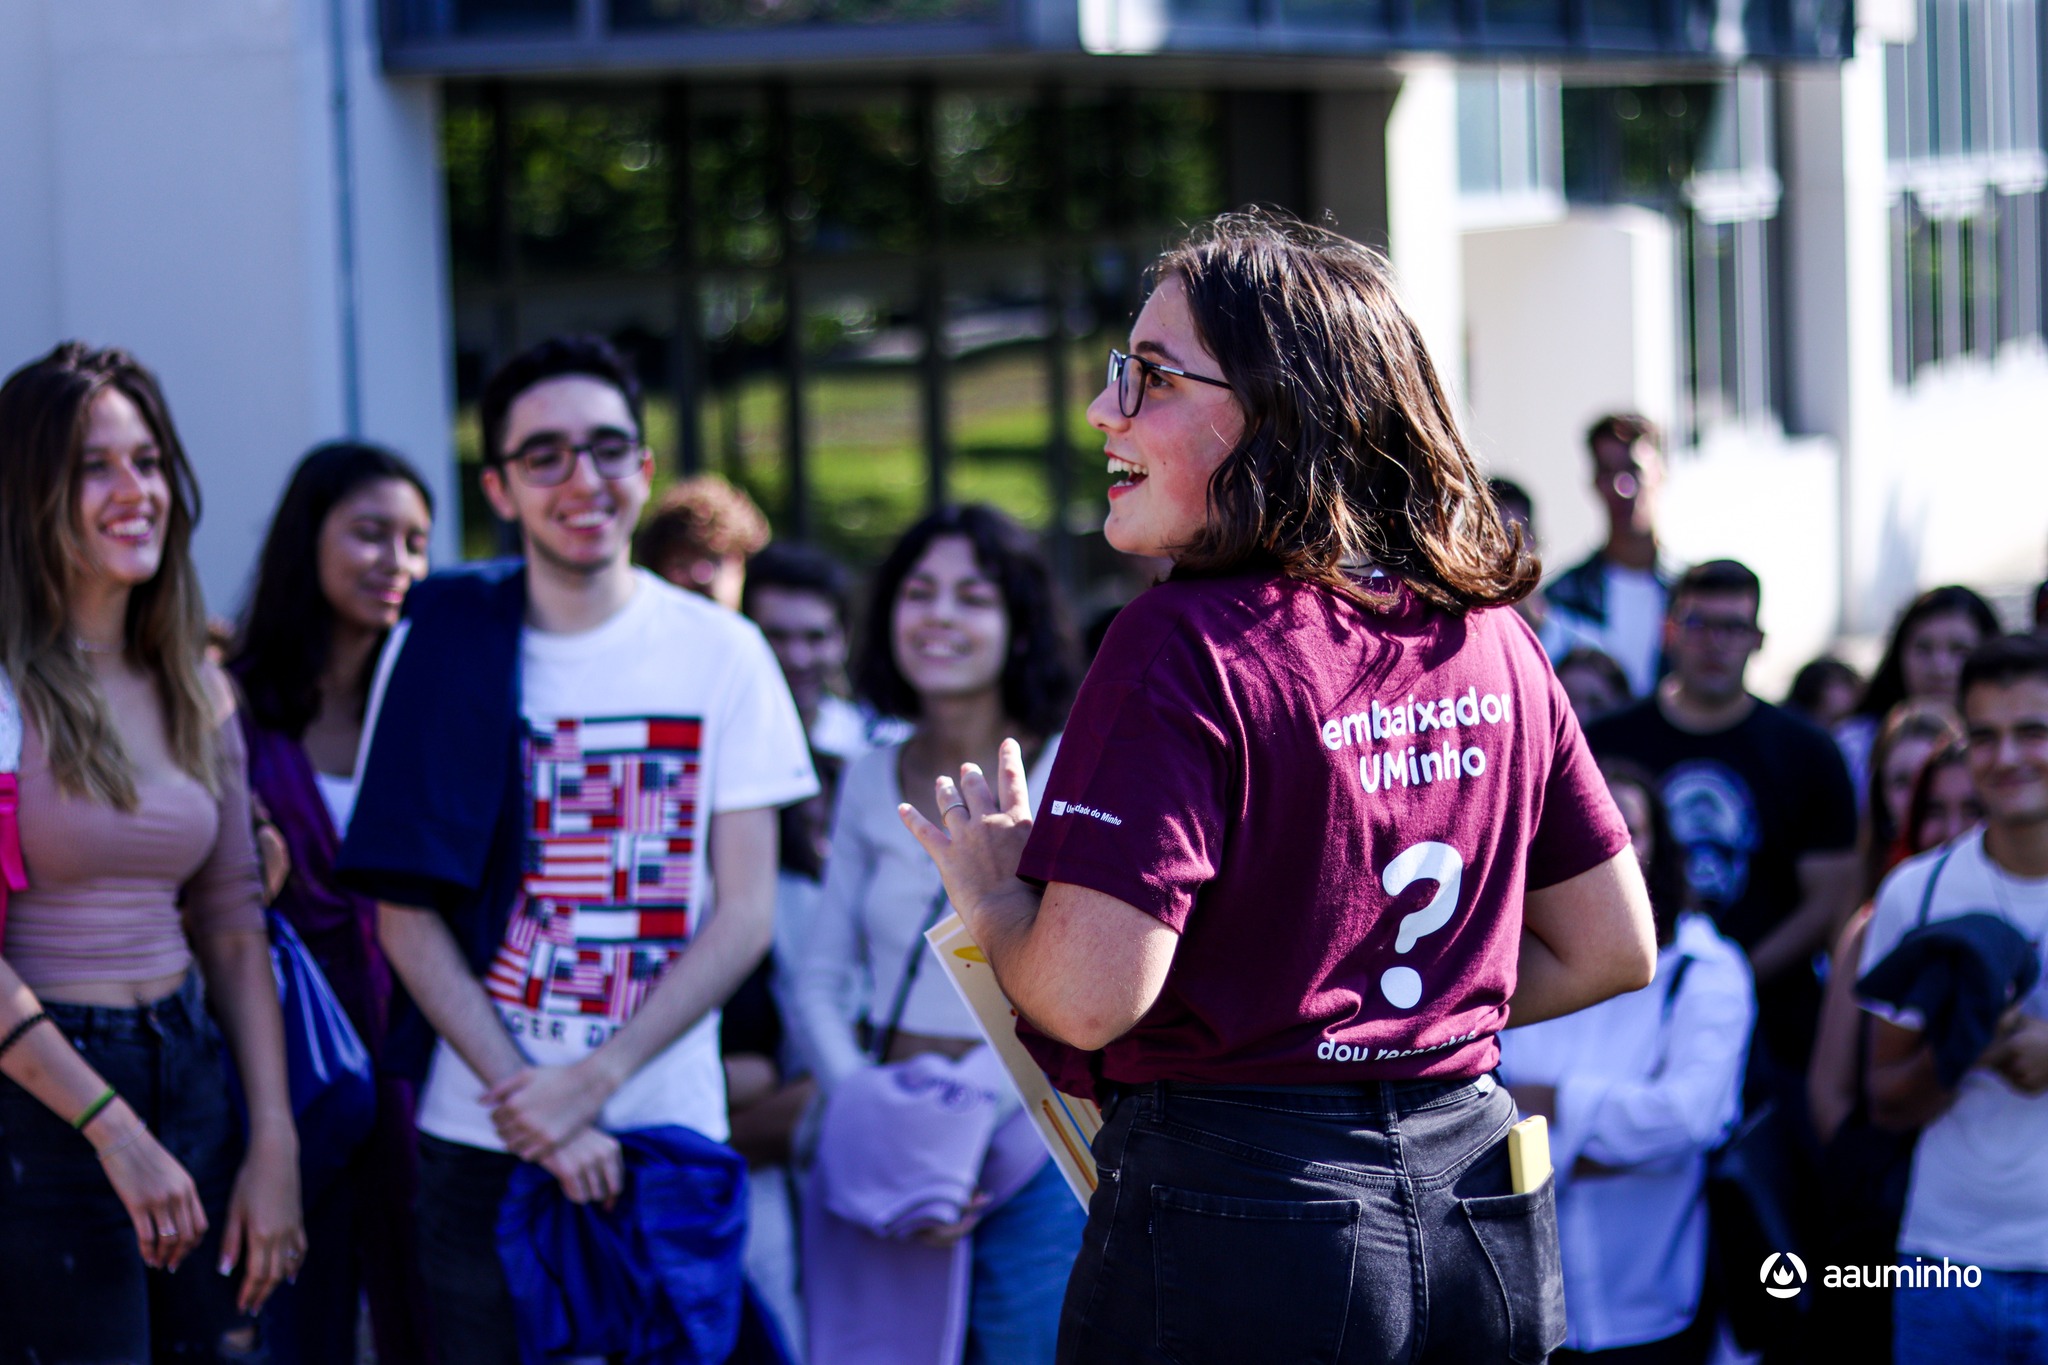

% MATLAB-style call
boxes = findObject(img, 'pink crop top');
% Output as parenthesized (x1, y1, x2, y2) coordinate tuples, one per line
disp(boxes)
(6, 714, 264, 988)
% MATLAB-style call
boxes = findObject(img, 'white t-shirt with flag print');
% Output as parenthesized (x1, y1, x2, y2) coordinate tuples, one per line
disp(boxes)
(412, 572, 817, 1150)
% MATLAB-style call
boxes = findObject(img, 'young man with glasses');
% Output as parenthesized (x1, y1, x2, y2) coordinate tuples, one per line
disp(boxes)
(339, 336, 816, 1365)
(1586, 559, 1860, 1081)
(1542, 414, 1677, 698)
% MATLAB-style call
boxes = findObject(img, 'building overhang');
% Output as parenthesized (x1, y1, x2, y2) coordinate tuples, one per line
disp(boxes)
(380, 0, 1854, 76)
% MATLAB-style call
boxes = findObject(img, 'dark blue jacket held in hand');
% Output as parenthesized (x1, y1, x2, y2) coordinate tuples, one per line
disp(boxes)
(497, 1126, 792, 1365)
(1856, 911, 2042, 1089)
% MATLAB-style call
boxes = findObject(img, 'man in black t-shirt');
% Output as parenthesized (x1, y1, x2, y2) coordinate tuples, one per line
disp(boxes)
(1587, 559, 1859, 1073)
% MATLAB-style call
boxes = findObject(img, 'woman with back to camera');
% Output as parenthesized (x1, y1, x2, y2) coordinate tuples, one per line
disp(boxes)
(1835, 585, 2000, 804)
(0, 343, 304, 1361)
(791, 503, 1084, 1365)
(904, 212, 1656, 1364)
(229, 442, 436, 1365)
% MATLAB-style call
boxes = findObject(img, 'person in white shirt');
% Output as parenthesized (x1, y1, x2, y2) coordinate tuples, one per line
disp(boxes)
(1863, 633, 2048, 1365)
(1502, 759, 1753, 1363)
(358, 337, 816, 1365)
(790, 504, 1082, 1365)
(1540, 413, 1674, 698)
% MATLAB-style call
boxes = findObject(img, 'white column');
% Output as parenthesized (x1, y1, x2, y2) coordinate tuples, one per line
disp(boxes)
(1384, 60, 1467, 409)
(0, 0, 456, 614)
(1779, 36, 1896, 634)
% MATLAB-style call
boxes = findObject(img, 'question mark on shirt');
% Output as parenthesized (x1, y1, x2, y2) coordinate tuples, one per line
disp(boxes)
(1380, 841, 1465, 1011)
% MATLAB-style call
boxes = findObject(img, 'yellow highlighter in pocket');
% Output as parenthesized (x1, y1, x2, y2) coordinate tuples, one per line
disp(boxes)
(1508, 1115, 1552, 1193)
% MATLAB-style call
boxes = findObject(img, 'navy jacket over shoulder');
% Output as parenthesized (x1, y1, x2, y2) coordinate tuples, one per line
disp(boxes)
(1857, 911, 2042, 1089)
(337, 558, 528, 995)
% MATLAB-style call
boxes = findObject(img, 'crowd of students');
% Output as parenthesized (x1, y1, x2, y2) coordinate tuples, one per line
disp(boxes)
(0, 218, 2045, 1365)
(1494, 418, 2048, 1364)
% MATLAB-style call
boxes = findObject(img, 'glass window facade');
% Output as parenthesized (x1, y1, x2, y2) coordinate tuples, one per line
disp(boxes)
(443, 80, 1228, 569)
(1562, 72, 1783, 437)
(1884, 0, 2047, 385)
(1458, 66, 1564, 224)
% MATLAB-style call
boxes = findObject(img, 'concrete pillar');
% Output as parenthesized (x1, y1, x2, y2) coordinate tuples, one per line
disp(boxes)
(0, 0, 456, 613)
(1779, 37, 1897, 634)
(1311, 88, 1394, 253)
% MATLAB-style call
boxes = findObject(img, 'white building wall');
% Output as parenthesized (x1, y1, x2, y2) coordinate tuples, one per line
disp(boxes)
(1459, 36, 2046, 692)
(1460, 208, 1677, 571)
(0, 0, 455, 616)
(1782, 32, 2048, 642)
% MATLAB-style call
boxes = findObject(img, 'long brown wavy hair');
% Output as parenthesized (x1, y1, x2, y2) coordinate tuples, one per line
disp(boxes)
(1157, 210, 1538, 613)
(0, 343, 219, 808)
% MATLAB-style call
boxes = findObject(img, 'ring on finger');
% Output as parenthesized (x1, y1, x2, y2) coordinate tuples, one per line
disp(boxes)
(941, 801, 969, 818)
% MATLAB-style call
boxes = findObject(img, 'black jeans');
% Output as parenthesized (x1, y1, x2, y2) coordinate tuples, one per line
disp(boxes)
(0, 972, 253, 1365)
(416, 1133, 523, 1365)
(1057, 1073, 1565, 1365)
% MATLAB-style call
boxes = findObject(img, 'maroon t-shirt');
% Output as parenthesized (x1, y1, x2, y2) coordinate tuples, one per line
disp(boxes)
(1017, 571, 1629, 1093)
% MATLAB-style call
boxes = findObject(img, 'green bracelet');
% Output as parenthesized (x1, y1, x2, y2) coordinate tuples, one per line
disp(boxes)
(73, 1085, 117, 1132)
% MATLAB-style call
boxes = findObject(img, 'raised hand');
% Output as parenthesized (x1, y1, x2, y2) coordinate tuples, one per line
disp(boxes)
(898, 737, 1041, 942)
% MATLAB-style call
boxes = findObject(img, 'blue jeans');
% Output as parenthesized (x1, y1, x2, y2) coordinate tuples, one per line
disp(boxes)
(1057, 1074, 1564, 1365)
(967, 1157, 1088, 1365)
(1895, 1266, 2048, 1365)
(0, 973, 253, 1365)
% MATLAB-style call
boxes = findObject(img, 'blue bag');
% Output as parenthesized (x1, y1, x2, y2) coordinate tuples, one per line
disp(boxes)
(227, 911, 378, 1198)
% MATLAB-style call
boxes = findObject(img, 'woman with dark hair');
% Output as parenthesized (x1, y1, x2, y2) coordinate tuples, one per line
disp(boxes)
(228, 442, 434, 1365)
(1785, 655, 1862, 732)
(1555, 646, 1633, 726)
(1810, 729, 1978, 1147)
(1857, 700, 1966, 901)
(1498, 761, 1752, 1363)
(0, 343, 303, 1360)
(791, 503, 1080, 1365)
(903, 211, 1654, 1362)
(1836, 585, 2001, 802)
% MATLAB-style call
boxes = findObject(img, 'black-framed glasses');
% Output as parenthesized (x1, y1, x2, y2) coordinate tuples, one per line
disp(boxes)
(1107, 348, 1231, 418)
(1675, 613, 1761, 642)
(500, 433, 645, 487)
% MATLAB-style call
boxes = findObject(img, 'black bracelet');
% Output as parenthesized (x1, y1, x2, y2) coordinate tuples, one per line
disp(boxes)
(0, 1012, 51, 1065)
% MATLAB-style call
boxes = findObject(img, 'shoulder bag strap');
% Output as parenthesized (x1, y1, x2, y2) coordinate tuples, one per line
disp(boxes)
(0, 667, 26, 949)
(1660, 953, 1695, 1021)
(1646, 951, 1695, 1081)
(1916, 843, 1958, 929)
(871, 885, 954, 1065)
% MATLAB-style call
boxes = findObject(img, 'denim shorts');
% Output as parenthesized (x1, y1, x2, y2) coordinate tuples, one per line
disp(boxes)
(0, 972, 251, 1365)
(1056, 1074, 1565, 1365)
